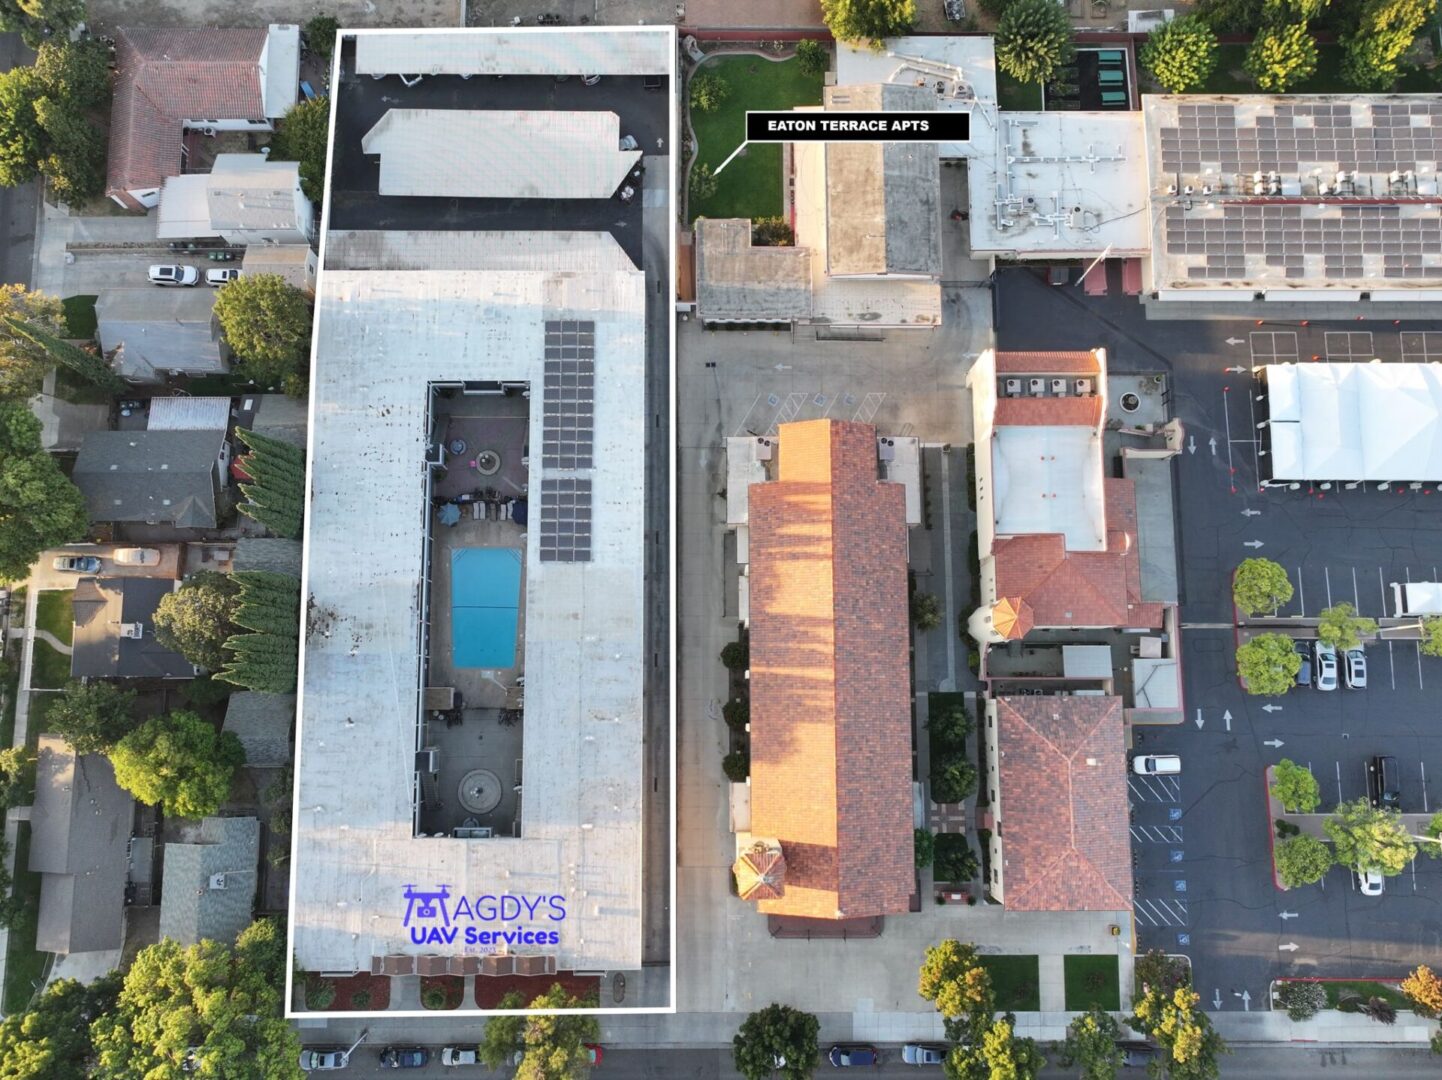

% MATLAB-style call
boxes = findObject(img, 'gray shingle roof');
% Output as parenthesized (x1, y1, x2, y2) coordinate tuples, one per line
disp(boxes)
(70, 577, 196, 679)
(222, 692, 294, 768)
(73, 430, 224, 528)
(231, 538, 302, 577)
(29, 735, 135, 954)
(96, 288, 226, 381)
(159, 816, 260, 946)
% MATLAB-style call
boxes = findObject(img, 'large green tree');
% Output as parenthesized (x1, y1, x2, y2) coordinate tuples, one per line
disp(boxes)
(1130, 985, 1226, 1080)
(477, 984, 600, 1080)
(0, 40, 110, 199)
(919, 939, 994, 1040)
(1271, 758, 1320, 813)
(153, 570, 242, 670)
(212, 274, 314, 389)
(89, 918, 302, 1079)
(234, 428, 305, 540)
(0, 285, 65, 397)
(733, 1003, 820, 1080)
(970, 1016, 1045, 1080)
(820, 0, 915, 46)
(1244, 21, 1318, 91)
(268, 96, 330, 204)
(216, 571, 301, 694)
(0, 400, 88, 581)
(1421, 617, 1442, 658)
(108, 709, 245, 819)
(1324, 798, 1416, 875)
(1059, 1005, 1123, 1080)
(995, 0, 1076, 84)
(0, 0, 85, 49)
(1236, 632, 1301, 696)
(0, 971, 121, 1079)
(1341, 0, 1431, 89)
(1232, 557, 1292, 616)
(47, 679, 138, 755)
(1276, 834, 1334, 887)
(1316, 602, 1376, 651)
(4, 315, 125, 393)
(1140, 16, 1220, 92)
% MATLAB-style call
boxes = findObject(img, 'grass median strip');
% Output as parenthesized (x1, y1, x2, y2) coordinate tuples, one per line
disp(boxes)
(979, 954, 1041, 1012)
(1064, 954, 1120, 1011)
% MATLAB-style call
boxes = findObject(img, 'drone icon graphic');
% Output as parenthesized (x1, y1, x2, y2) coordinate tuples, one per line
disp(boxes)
(401, 884, 452, 926)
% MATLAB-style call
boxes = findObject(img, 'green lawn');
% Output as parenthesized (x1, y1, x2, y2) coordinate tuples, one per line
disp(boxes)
(26, 691, 64, 744)
(2, 823, 50, 1015)
(60, 295, 97, 340)
(1064, 954, 1121, 1011)
(1322, 980, 1409, 1012)
(35, 590, 73, 647)
(30, 641, 70, 691)
(979, 954, 1041, 1012)
(997, 70, 1045, 111)
(687, 56, 823, 223)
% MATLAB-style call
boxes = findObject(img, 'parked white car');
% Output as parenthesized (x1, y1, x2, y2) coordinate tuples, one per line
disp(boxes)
(1133, 754, 1181, 776)
(112, 547, 161, 566)
(1314, 641, 1338, 691)
(205, 267, 241, 287)
(1355, 868, 1384, 896)
(440, 1047, 479, 1066)
(148, 264, 199, 286)
(1344, 648, 1367, 689)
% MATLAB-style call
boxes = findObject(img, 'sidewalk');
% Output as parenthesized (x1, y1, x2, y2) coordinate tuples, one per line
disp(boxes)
(0, 583, 40, 1014)
(30, 199, 158, 297)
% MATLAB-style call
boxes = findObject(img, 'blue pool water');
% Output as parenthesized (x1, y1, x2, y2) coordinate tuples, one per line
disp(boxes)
(450, 547, 521, 669)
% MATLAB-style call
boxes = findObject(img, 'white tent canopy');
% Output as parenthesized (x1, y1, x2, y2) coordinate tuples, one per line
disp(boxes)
(1264, 363, 1442, 482)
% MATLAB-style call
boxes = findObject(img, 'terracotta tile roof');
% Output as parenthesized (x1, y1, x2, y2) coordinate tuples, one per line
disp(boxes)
(995, 351, 1100, 374)
(992, 478, 1164, 630)
(107, 27, 268, 197)
(994, 696, 1132, 911)
(748, 419, 914, 920)
(994, 396, 1103, 428)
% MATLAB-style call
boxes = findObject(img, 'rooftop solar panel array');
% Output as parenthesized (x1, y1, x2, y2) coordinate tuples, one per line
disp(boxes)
(538, 478, 592, 563)
(539, 320, 595, 562)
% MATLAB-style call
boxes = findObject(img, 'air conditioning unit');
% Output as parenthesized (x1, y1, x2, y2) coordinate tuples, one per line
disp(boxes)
(1005, 378, 1023, 397)
(877, 438, 896, 462)
(1051, 379, 1068, 396)
(1029, 378, 1046, 397)
(1201, 184, 1214, 196)
(1075, 378, 1093, 396)
(754, 437, 773, 461)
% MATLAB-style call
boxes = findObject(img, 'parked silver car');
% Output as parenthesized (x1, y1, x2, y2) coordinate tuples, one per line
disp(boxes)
(148, 264, 199, 286)
(1314, 641, 1338, 691)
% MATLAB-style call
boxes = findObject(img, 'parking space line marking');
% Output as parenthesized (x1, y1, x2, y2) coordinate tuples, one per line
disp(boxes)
(1325, 566, 1333, 608)
(1245, 374, 1262, 479)
(1222, 390, 1236, 488)
(1165, 899, 1189, 923)
(1142, 899, 1174, 926)
(1130, 827, 1144, 843)
(1335, 761, 1343, 807)
(1352, 566, 1360, 613)
(733, 392, 763, 437)
(1133, 904, 1154, 927)
(1297, 567, 1306, 618)
(1388, 640, 1396, 690)
(1422, 762, 1429, 814)
(1412, 856, 1418, 893)
(1379, 567, 1388, 616)
(1418, 643, 1425, 690)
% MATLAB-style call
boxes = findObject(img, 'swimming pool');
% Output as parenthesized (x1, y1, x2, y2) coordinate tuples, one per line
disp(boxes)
(450, 547, 521, 669)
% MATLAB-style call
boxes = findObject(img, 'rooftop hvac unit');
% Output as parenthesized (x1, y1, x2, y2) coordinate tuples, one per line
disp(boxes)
(877, 438, 896, 462)
(1201, 184, 1214, 196)
(1318, 182, 1332, 195)
(1029, 378, 1046, 396)
(1183, 185, 1194, 196)
(424, 443, 445, 469)
(754, 437, 773, 461)
(1075, 378, 1093, 396)
(1166, 183, 1177, 196)
(1336, 170, 1351, 184)
(1051, 379, 1068, 396)
(119, 622, 144, 640)
(416, 748, 439, 775)
(1252, 180, 1266, 195)
(1004, 378, 1023, 397)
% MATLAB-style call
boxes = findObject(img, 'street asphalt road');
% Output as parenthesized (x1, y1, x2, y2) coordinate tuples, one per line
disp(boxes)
(0, 33, 36, 287)
(327, 36, 667, 268)
(994, 266, 1442, 1011)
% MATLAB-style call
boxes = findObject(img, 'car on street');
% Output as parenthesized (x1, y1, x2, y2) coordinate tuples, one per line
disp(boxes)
(1369, 754, 1401, 810)
(619, 134, 639, 152)
(829, 1044, 878, 1067)
(1133, 754, 1181, 776)
(52, 554, 101, 573)
(902, 1042, 947, 1065)
(440, 1047, 479, 1066)
(1117, 1041, 1158, 1067)
(1294, 641, 1312, 686)
(1355, 867, 1385, 896)
(378, 1047, 429, 1068)
(205, 267, 241, 287)
(148, 264, 199, 286)
(585, 1045, 604, 1065)
(299, 1048, 349, 1071)
(1314, 641, 1338, 691)
(1345, 648, 1367, 689)
(112, 547, 161, 566)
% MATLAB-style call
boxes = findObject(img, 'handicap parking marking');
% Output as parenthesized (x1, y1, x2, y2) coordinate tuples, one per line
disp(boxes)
(1129, 824, 1184, 844)
(852, 392, 885, 425)
(1135, 898, 1190, 927)
(1128, 775, 1181, 803)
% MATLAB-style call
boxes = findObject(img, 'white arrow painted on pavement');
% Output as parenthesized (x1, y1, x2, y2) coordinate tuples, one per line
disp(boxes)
(1279, 911, 1298, 920)
(1279, 942, 1299, 952)
(773, 363, 792, 371)
(1242, 990, 1251, 1011)
(1213, 988, 1223, 1009)
(1195, 709, 1205, 730)
(1226, 337, 1245, 346)
(1224, 709, 1233, 732)
(1262, 704, 1283, 714)
(1188, 436, 1197, 455)
(1264, 739, 1285, 749)
(1242, 508, 1262, 517)
(1209, 435, 1218, 456)
(1243, 540, 1265, 549)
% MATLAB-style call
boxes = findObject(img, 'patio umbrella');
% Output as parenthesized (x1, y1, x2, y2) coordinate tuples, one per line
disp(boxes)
(438, 502, 461, 526)
(991, 596, 1034, 641)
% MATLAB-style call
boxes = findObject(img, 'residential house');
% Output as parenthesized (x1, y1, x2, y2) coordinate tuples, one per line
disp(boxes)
(734, 419, 915, 920)
(71, 577, 194, 679)
(106, 25, 300, 210)
(28, 735, 136, 957)
(156, 154, 314, 245)
(146, 395, 232, 432)
(222, 692, 294, 769)
(96, 289, 226, 383)
(159, 816, 261, 946)
(73, 429, 228, 529)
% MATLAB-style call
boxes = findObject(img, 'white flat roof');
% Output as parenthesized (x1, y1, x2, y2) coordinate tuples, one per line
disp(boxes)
(835, 36, 998, 149)
(292, 233, 646, 976)
(353, 27, 671, 77)
(261, 25, 300, 120)
(992, 425, 1106, 549)
(1264, 362, 1442, 482)
(969, 112, 1151, 257)
(361, 109, 640, 199)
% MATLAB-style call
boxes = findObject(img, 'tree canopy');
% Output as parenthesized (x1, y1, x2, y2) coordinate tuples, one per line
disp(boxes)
(216, 571, 301, 694)
(153, 570, 242, 670)
(0, 0, 85, 49)
(919, 939, 994, 1033)
(995, 0, 1076, 84)
(0, 971, 120, 1079)
(303, 14, 341, 59)
(1316, 602, 1377, 651)
(733, 1003, 821, 1080)
(1421, 617, 1442, 658)
(4, 316, 124, 393)
(1233, 558, 1293, 616)
(1271, 758, 1320, 813)
(1236, 632, 1301, 696)
(89, 918, 302, 1079)
(268, 96, 331, 204)
(0, 285, 66, 398)
(1140, 15, 1220, 92)
(478, 984, 600, 1080)
(0, 40, 111, 199)
(688, 72, 730, 112)
(234, 428, 305, 540)
(1276, 834, 1334, 888)
(1060, 1005, 1123, 1080)
(1401, 965, 1442, 1018)
(1324, 798, 1416, 875)
(1244, 22, 1319, 92)
(1341, 0, 1432, 89)
(1130, 985, 1227, 1080)
(820, 0, 915, 46)
(212, 274, 314, 390)
(108, 709, 245, 819)
(47, 679, 138, 756)
(0, 400, 89, 581)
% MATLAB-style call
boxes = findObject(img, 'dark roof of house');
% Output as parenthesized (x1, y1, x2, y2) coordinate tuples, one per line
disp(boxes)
(993, 696, 1132, 912)
(231, 537, 303, 577)
(159, 815, 260, 945)
(747, 419, 914, 920)
(107, 27, 268, 196)
(73, 430, 223, 528)
(222, 692, 294, 767)
(29, 735, 135, 954)
(70, 577, 195, 679)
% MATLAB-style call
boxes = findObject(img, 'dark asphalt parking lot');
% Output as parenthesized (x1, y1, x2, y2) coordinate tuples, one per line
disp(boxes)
(995, 267, 1442, 1011)
(328, 37, 668, 267)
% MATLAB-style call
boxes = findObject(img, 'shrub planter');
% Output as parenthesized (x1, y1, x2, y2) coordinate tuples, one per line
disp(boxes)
(420, 975, 464, 1010)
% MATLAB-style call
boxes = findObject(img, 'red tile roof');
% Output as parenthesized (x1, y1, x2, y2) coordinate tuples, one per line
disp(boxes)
(992, 479, 1163, 629)
(994, 396, 1103, 428)
(995, 351, 1100, 374)
(993, 696, 1131, 911)
(748, 419, 914, 920)
(107, 28, 269, 197)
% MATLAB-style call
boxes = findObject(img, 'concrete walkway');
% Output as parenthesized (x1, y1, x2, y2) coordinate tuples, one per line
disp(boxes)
(9, 626, 69, 655)
(30, 200, 158, 298)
